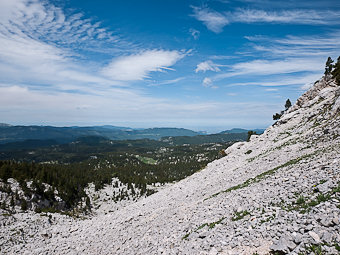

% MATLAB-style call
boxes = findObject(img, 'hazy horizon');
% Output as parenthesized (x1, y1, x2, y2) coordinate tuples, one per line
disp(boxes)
(0, 121, 268, 134)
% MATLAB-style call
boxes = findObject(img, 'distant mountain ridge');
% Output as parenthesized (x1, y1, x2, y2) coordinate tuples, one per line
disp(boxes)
(0, 123, 12, 127)
(0, 125, 206, 144)
(219, 128, 265, 134)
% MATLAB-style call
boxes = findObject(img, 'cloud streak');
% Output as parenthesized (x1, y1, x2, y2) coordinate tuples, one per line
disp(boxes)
(206, 32, 340, 89)
(229, 9, 340, 25)
(101, 50, 184, 81)
(192, 6, 340, 33)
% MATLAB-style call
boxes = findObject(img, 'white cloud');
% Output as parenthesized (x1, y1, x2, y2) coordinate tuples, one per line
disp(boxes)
(203, 77, 212, 87)
(101, 50, 184, 81)
(264, 88, 278, 91)
(229, 9, 340, 25)
(0, 84, 275, 128)
(0, 0, 119, 48)
(211, 32, 340, 88)
(191, 6, 229, 33)
(189, 28, 200, 40)
(0, 0, 193, 127)
(195, 60, 221, 73)
(227, 92, 237, 96)
(192, 7, 340, 33)
(0, 0, 129, 89)
(223, 74, 323, 87)
(202, 77, 218, 88)
(246, 33, 340, 58)
(149, 77, 186, 86)
(215, 59, 322, 81)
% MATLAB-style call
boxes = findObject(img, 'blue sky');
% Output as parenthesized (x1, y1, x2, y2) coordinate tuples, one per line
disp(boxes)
(0, 0, 340, 132)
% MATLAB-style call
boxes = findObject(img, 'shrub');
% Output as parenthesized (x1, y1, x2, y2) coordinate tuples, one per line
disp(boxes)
(247, 131, 256, 142)
(21, 199, 28, 211)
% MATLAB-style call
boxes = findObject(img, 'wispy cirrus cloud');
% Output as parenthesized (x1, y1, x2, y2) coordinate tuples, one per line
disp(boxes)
(148, 77, 186, 87)
(101, 50, 184, 81)
(192, 6, 340, 33)
(246, 33, 340, 57)
(206, 32, 340, 89)
(224, 74, 322, 87)
(217, 58, 322, 78)
(229, 9, 340, 25)
(0, 0, 121, 49)
(0, 0, 186, 88)
(0, 0, 130, 89)
(0, 0, 195, 126)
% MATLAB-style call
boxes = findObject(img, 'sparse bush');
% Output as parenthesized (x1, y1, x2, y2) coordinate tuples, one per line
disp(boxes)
(247, 131, 256, 142)
(219, 150, 227, 156)
(273, 99, 292, 121)
(273, 113, 282, 120)
(232, 210, 250, 221)
(21, 199, 28, 211)
(296, 195, 305, 205)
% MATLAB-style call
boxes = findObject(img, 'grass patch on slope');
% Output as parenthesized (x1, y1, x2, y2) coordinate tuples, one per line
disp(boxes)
(205, 152, 316, 201)
(182, 217, 225, 240)
(280, 182, 340, 213)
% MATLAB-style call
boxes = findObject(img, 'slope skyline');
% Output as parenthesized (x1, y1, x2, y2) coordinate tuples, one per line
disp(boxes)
(0, 0, 339, 131)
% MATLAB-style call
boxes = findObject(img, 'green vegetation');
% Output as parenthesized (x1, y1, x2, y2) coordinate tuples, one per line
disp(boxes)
(273, 98, 292, 121)
(279, 182, 340, 213)
(0, 136, 235, 213)
(206, 153, 316, 200)
(182, 217, 225, 240)
(325, 57, 334, 76)
(161, 132, 247, 145)
(332, 56, 340, 85)
(298, 242, 340, 255)
(247, 131, 257, 142)
(324, 56, 340, 85)
(285, 99, 292, 110)
(232, 210, 250, 221)
(296, 195, 305, 205)
(135, 155, 157, 165)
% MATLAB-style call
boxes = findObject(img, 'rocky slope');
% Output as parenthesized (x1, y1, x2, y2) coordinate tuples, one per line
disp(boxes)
(1, 77, 340, 255)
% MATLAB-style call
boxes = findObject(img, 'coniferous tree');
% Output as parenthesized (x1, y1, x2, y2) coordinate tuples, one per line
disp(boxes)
(325, 57, 334, 75)
(332, 56, 340, 85)
(273, 113, 282, 120)
(285, 99, 292, 110)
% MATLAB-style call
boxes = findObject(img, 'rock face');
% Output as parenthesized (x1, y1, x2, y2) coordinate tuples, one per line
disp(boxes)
(1, 77, 340, 254)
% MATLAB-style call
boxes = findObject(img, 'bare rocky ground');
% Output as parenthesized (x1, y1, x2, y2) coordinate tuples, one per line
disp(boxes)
(1, 77, 340, 254)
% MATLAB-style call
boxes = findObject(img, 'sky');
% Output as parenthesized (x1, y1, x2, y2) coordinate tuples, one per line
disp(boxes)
(0, 0, 340, 132)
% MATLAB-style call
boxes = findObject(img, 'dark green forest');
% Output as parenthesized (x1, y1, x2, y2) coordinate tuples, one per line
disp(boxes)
(0, 134, 241, 213)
